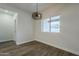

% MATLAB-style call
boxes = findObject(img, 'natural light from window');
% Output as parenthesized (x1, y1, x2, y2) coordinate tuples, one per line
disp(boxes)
(41, 16, 60, 33)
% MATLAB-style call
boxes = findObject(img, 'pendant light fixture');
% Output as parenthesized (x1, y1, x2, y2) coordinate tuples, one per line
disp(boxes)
(32, 3, 42, 20)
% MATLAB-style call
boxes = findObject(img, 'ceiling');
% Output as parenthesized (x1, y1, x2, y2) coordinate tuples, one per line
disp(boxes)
(4, 3, 57, 13)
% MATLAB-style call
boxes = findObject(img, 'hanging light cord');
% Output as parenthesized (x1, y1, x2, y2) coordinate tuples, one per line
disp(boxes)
(36, 3, 38, 12)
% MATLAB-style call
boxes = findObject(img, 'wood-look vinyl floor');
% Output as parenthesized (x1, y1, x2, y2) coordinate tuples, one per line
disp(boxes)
(0, 40, 77, 56)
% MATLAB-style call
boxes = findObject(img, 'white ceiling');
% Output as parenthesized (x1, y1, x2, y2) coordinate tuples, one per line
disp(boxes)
(4, 3, 57, 13)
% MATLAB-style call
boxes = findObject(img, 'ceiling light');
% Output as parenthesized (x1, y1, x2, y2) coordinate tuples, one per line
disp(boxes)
(32, 3, 42, 20)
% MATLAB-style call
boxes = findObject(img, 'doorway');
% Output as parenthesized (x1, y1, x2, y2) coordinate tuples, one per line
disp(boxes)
(0, 8, 17, 43)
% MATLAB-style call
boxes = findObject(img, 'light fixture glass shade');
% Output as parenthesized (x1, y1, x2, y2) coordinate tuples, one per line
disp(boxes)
(32, 12, 42, 20)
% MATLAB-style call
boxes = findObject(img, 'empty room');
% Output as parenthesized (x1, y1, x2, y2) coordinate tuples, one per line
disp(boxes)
(0, 3, 79, 56)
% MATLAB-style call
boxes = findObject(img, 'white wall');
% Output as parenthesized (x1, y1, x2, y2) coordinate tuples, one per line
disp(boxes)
(0, 4, 34, 45)
(35, 4, 79, 55)
(0, 11, 15, 42)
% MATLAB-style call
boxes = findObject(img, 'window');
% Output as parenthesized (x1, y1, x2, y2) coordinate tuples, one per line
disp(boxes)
(41, 16, 60, 32)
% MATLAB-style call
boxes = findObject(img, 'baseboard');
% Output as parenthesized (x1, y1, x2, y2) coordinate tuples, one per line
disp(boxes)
(0, 39, 15, 43)
(0, 40, 15, 44)
(35, 39, 79, 55)
(16, 40, 34, 45)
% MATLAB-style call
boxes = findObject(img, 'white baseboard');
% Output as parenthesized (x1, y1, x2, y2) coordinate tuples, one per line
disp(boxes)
(16, 40, 34, 45)
(35, 39, 79, 55)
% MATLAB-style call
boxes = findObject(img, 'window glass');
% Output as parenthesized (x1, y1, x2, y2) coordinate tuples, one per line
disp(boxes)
(42, 16, 60, 33)
(42, 18, 50, 32)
